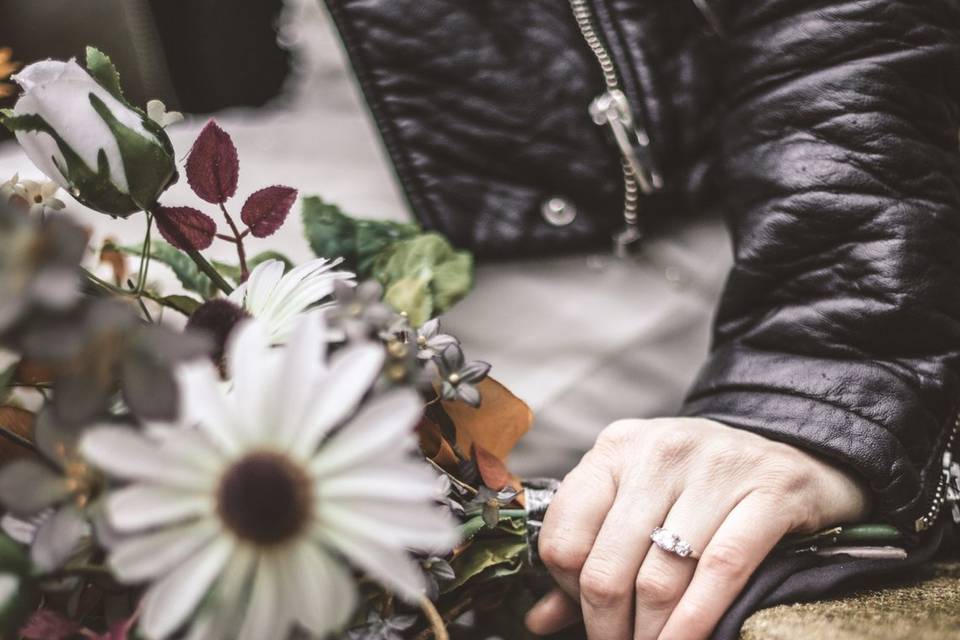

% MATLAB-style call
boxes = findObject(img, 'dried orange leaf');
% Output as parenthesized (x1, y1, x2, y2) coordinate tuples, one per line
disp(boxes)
(416, 416, 460, 470)
(473, 444, 511, 490)
(441, 377, 532, 461)
(0, 406, 35, 462)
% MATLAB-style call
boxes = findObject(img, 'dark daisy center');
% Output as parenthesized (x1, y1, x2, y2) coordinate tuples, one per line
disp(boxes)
(216, 452, 313, 547)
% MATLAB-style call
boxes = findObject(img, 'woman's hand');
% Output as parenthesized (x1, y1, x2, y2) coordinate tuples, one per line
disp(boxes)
(526, 417, 870, 639)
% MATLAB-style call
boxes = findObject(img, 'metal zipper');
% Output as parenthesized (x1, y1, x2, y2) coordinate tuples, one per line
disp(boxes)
(568, 0, 663, 257)
(914, 412, 960, 532)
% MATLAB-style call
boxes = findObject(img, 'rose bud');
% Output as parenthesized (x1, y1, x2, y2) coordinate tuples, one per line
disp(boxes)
(0, 48, 177, 217)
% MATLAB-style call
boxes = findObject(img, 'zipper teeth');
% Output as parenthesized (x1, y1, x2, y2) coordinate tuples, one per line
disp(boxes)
(569, 0, 641, 227)
(915, 412, 960, 532)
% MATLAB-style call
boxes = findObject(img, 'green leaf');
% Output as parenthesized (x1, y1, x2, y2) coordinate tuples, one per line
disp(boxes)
(383, 272, 433, 327)
(302, 197, 357, 265)
(211, 260, 242, 284)
(445, 537, 527, 593)
(160, 294, 202, 316)
(372, 233, 473, 325)
(0, 534, 38, 637)
(121, 241, 216, 298)
(302, 196, 419, 277)
(85, 47, 127, 106)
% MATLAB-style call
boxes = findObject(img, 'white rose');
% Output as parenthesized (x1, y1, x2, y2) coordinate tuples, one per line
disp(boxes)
(0, 48, 177, 217)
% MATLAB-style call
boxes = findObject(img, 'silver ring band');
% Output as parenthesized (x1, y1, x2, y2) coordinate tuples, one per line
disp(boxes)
(650, 527, 699, 559)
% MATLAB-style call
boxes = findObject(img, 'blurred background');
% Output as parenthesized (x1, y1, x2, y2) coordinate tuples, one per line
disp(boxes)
(0, 0, 291, 134)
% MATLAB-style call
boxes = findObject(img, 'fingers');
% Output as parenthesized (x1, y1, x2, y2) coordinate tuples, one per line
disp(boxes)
(526, 588, 581, 636)
(538, 449, 618, 604)
(578, 479, 677, 639)
(658, 491, 792, 640)
(631, 488, 739, 640)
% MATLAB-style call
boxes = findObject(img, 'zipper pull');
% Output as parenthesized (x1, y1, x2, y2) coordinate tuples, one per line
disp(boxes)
(589, 90, 663, 257)
(589, 90, 663, 195)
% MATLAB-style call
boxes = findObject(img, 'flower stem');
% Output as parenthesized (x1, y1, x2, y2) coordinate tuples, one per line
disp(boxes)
(135, 212, 153, 294)
(219, 203, 248, 281)
(419, 596, 449, 640)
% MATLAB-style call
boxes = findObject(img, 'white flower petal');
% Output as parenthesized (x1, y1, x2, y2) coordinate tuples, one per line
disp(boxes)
(177, 361, 242, 456)
(109, 518, 219, 582)
(308, 388, 421, 477)
(290, 343, 385, 456)
(30, 505, 90, 572)
(225, 319, 278, 444)
(140, 536, 234, 640)
(283, 542, 356, 635)
(237, 554, 289, 640)
(240, 260, 285, 316)
(319, 497, 459, 551)
(107, 484, 212, 532)
(274, 313, 327, 447)
(315, 461, 439, 502)
(80, 427, 214, 490)
(182, 546, 256, 640)
(318, 526, 428, 602)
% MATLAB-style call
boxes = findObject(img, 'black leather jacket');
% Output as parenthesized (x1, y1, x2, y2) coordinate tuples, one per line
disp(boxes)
(325, 0, 960, 536)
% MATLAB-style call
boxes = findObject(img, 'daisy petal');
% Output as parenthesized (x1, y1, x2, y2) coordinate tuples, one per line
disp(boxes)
(225, 319, 278, 444)
(315, 461, 439, 502)
(283, 542, 356, 635)
(320, 498, 459, 551)
(80, 428, 213, 490)
(290, 343, 385, 456)
(140, 536, 234, 640)
(177, 361, 242, 455)
(309, 388, 422, 477)
(238, 554, 288, 640)
(318, 526, 427, 602)
(183, 546, 256, 640)
(275, 313, 326, 446)
(241, 260, 285, 316)
(109, 518, 219, 582)
(107, 484, 212, 532)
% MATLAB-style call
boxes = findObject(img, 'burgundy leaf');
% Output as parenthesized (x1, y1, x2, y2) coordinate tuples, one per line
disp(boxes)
(155, 206, 217, 250)
(240, 186, 298, 238)
(186, 120, 239, 204)
(21, 610, 79, 640)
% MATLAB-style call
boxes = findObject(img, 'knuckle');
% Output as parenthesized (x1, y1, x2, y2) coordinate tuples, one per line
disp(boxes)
(649, 429, 698, 467)
(580, 562, 630, 608)
(699, 542, 751, 582)
(669, 598, 711, 633)
(538, 533, 589, 574)
(634, 568, 683, 610)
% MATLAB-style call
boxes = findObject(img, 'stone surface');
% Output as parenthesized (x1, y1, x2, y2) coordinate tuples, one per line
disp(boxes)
(741, 561, 960, 640)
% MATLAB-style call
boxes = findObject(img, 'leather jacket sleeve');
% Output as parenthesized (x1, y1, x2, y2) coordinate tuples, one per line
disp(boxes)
(682, 0, 960, 532)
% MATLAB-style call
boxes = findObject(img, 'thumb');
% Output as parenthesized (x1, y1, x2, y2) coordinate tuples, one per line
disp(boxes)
(525, 588, 581, 636)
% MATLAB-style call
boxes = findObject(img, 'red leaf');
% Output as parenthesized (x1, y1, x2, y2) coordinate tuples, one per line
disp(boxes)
(186, 120, 239, 204)
(240, 186, 298, 238)
(21, 610, 79, 640)
(155, 206, 216, 250)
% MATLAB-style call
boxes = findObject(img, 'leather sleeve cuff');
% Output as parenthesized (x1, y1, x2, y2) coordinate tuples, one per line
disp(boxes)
(680, 343, 950, 528)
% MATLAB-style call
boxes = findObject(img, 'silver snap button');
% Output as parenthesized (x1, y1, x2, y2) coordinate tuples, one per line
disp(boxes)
(541, 196, 577, 227)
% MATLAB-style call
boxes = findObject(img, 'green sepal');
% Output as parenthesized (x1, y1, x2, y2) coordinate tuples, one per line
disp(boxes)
(89, 93, 176, 212)
(85, 47, 127, 106)
(1, 111, 140, 217)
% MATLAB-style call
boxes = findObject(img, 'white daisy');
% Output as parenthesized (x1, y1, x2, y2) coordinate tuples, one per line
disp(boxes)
(80, 314, 458, 640)
(228, 257, 354, 344)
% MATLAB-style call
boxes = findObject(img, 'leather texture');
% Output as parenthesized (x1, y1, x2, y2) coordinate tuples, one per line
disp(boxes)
(325, 0, 960, 533)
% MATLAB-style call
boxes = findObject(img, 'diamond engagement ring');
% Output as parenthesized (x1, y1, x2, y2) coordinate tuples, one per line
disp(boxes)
(650, 527, 699, 559)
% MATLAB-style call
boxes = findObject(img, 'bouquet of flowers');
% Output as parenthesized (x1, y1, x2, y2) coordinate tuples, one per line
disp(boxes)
(0, 48, 558, 640)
